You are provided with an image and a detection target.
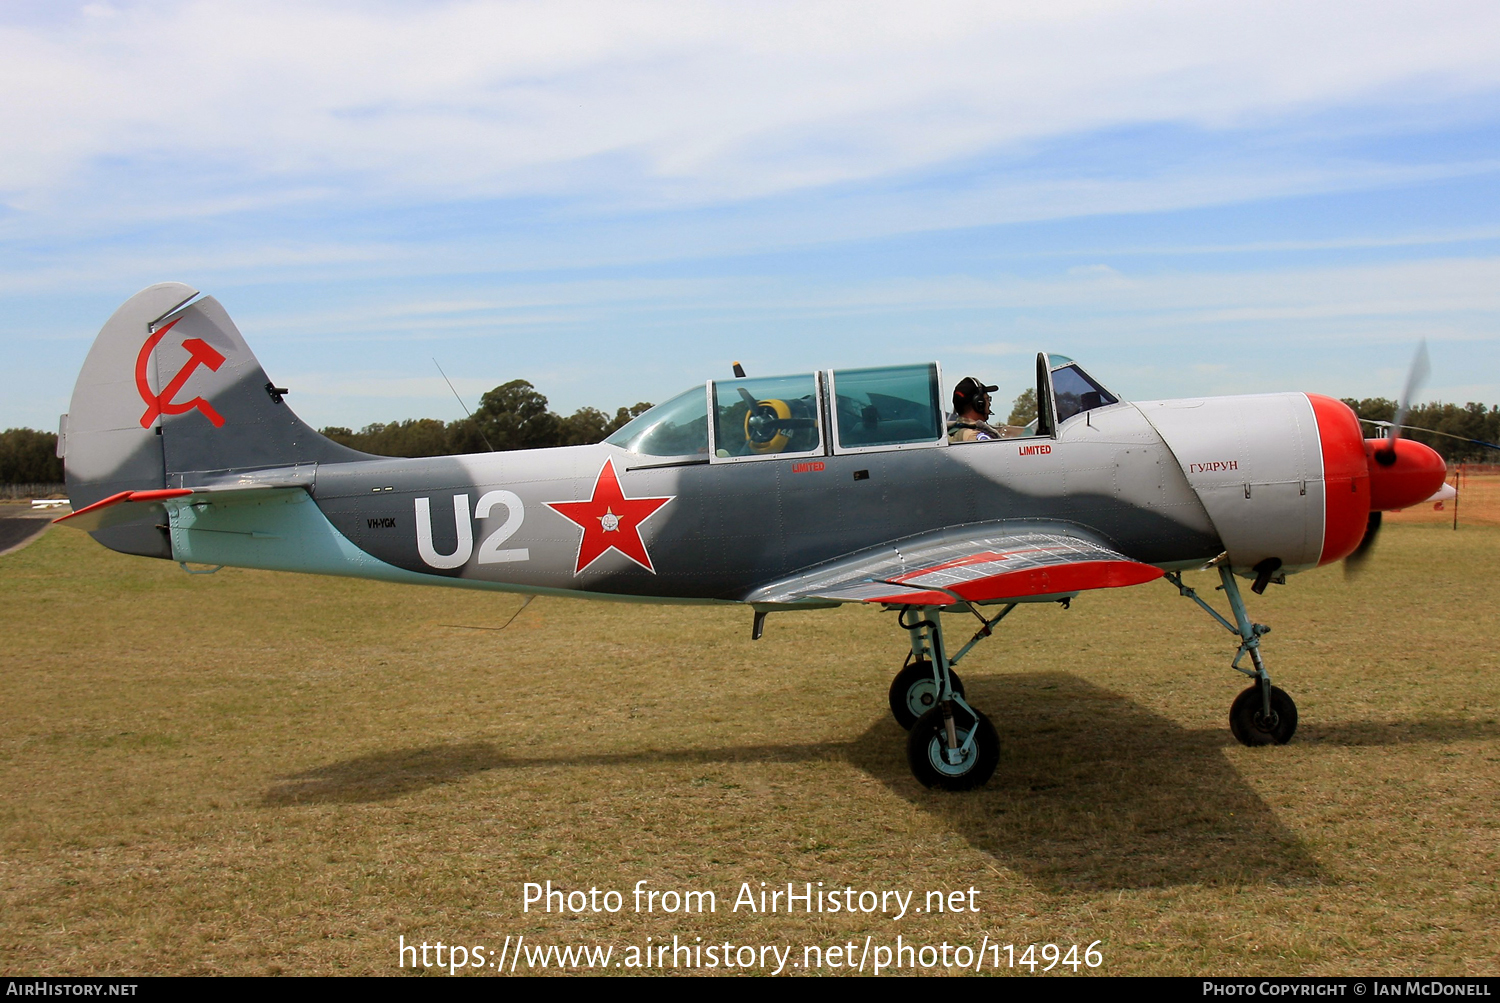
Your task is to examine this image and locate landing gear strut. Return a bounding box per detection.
[891,603,1014,789]
[1166,564,1299,746]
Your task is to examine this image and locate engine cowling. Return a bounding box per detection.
[1136,393,1446,575]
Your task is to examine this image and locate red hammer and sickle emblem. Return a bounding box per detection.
[135,319,227,428]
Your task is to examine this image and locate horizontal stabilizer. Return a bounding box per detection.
[56,484,306,533]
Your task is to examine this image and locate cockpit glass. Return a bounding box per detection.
[1051,363,1118,423]
[603,385,709,457]
[710,374,822,459]
[830,364,942,449]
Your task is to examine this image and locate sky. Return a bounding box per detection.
[2,0,1498,432]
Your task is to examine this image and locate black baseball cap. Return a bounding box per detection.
[956,377,998,396]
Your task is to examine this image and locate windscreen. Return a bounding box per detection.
[603,386,709,457]
[1051,364,1118,423]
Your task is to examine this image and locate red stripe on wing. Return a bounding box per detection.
[863,558,1163,605]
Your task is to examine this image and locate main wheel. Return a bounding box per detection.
[1229,684,1298,746]
[889,659,966,730]
[906,705,1000,790]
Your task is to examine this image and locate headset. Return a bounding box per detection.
[953,378,996,420]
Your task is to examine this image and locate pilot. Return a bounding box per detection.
[948,377,1025,442]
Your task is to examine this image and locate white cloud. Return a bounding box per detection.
[2,0,1498,218]
[5,2,1499,429]
[237,256,1500,346]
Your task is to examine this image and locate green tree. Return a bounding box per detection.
[558,407,610,446]
[1007,388,1037,426]
[552,401,657,447]
[317,384,659,456]
[605,402,654,437]
[0,428,63,483]
[470,379,561,451]
[319,419,453,457]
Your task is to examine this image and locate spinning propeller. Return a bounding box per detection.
[1376,341,1430,468]
[1345,341,1446,578]
[1343,510,1383,577]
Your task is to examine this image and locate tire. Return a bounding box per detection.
[906,705,1000,790]
[889,659,966,730]
[1229,684,1298,746]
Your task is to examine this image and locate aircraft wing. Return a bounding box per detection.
[744,528,1164,607]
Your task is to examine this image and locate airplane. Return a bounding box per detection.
[54,282,1449,790]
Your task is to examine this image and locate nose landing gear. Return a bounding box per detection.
[1166,564,1299,747]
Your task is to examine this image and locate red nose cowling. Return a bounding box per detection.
[1308,395,1447,566]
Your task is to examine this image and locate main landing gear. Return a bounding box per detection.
[889,603,1016,790]
[882,562,1296,786]
[1165,564,1299,747]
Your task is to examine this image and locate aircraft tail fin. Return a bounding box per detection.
[62,283,367,558]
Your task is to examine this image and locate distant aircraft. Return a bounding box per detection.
[56,283,1447,789]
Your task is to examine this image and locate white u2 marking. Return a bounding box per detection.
[475,489,529,564]
[415,494,473,569]
[414,491,531,569]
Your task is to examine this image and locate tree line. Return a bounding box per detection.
[3,387,1497,483]
[318,380,653,456]
[0,428,63,483]
[1339,398,1500,463]
[0,379,650,482]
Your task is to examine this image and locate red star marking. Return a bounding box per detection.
[545,458,674,574]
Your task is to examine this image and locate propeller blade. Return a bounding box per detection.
[736,387,758,407]
[1393,340,1430,433]
[1380,341,1430,466]
[732,361,747,378]
[1344,510,1382,579]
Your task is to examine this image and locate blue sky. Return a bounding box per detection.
[2,1,1498,431]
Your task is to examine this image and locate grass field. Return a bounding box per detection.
[1,521,1496,976]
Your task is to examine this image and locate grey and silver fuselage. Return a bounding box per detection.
[61,283,1367,605]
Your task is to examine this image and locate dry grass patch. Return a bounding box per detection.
[1388,470,1500,528]
[1,523,1496,975]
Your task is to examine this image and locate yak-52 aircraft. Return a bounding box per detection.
[57,283,1448,789]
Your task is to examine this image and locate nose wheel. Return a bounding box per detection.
[1229,684,1297,745]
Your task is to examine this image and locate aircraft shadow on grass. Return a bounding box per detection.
[1295,717,1500,746]
[262,673,1498,890]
